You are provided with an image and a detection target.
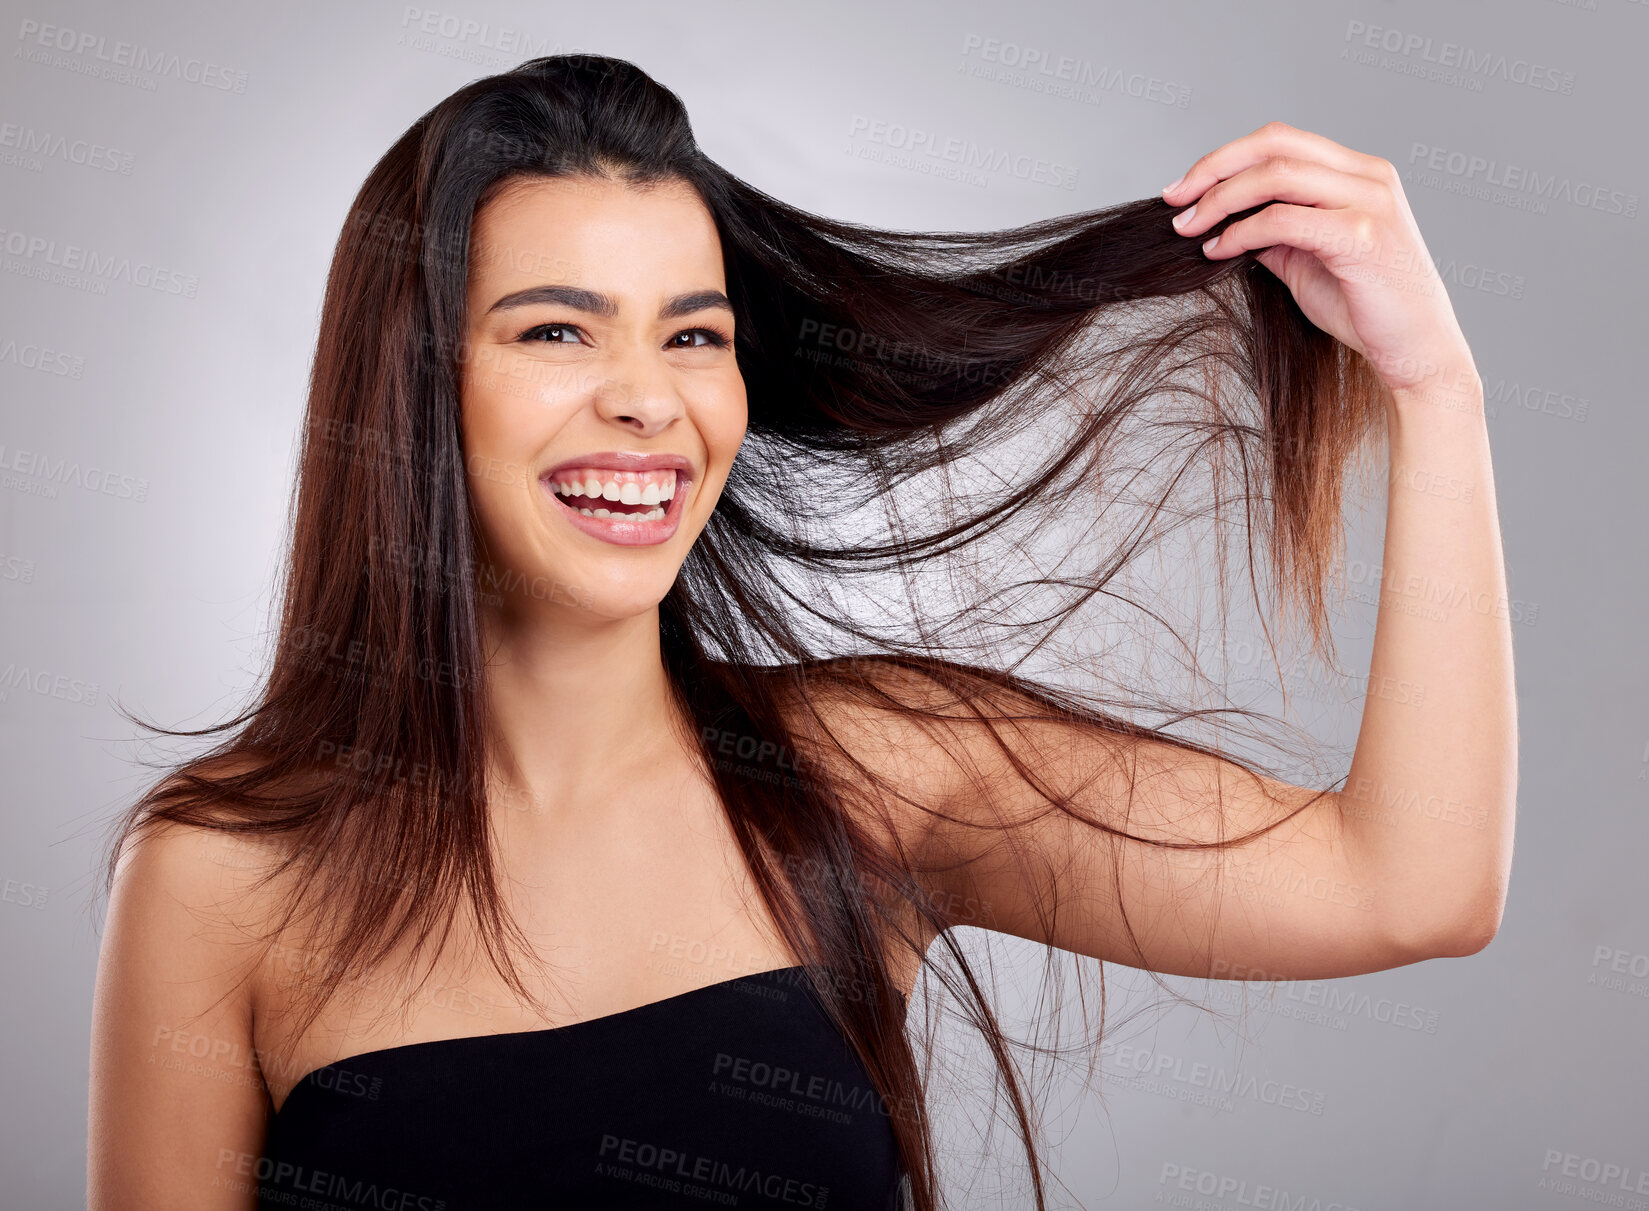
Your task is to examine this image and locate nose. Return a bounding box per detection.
[591,346,686,438]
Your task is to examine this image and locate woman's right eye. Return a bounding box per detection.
[519,323,583,344]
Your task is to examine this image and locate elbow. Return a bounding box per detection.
[1386,893,1506,961]
[1447,897,1506,956]
[1434,920,1499,958]
[1420,896,1506,959]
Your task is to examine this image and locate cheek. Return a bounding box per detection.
[699,383,749,461]
[459,367,553,532]
[462,350,572,460]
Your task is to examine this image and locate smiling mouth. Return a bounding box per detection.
[546,467,679,521]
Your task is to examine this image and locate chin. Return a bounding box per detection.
[583,590,673,622]
[548,561,679,622]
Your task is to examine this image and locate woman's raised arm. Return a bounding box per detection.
[795,122,1515,983]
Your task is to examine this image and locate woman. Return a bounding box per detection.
[87,54,1515,1210]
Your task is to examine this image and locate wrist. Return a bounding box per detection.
[1386,381,1485,420]
[1381,362,1485,425]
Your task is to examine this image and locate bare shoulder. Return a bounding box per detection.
[106,813,288,958]
[763,656,984,858]
[107,756,300,938]
[99,757,303,1051]
[90,758,300,1208]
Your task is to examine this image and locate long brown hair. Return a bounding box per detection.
[100,54,1386,1209]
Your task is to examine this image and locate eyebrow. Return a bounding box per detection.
[485,284,733,321]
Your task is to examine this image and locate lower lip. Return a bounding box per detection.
[540,475,690,546]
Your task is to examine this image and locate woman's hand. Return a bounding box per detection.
[1164,120,1477,402]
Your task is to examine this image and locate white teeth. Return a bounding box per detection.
[553,472,679,498]
[550,468,680,520]
[574,506,666,521]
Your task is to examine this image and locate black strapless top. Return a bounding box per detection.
[257,965,907,1209]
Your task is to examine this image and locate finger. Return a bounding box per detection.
[1169,156,1389,239]
[1200,202,1379,265]
[1253,245,1291,278]
[1164,120,1389,204]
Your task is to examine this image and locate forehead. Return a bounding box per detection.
[467,173,725,295]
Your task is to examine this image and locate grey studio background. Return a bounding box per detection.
[2,0,1644,1207]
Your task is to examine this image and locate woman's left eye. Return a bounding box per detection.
[669,328,730,349]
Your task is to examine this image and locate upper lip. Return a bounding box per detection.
[541,451,695,481]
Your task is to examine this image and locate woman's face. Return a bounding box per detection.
[459,173,747,624]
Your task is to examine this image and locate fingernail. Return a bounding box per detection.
[1172,204,1197,229]
[1162,175,1184,196]
[1201,235,1219,254]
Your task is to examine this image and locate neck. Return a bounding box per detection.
[477,597,683,828]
